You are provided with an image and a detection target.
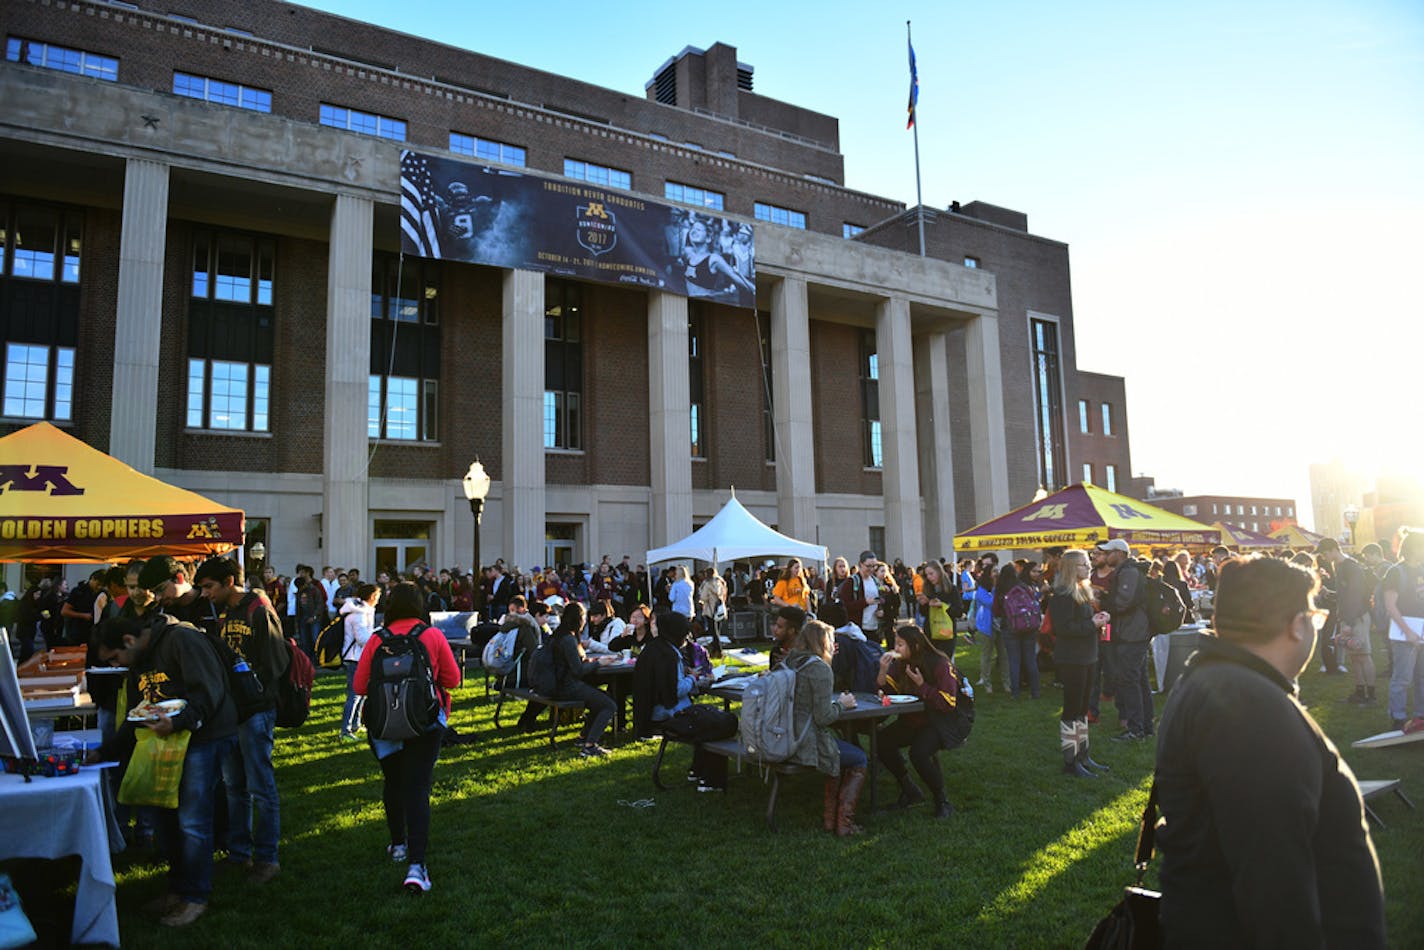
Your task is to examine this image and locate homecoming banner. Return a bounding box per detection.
[399,150,756,309]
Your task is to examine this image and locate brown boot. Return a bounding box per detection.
[836,766,868,837]
[822,776,841,832]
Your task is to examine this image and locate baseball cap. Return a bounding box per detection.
[137,555,183,590]
[1095,539,1131,554]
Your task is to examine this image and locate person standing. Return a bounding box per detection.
[1382,530,1424,730]
[838,550,882,646]
[1315,538,1378,707]
[1098,539,1153,740]
[339,583,381,740]
[1155,555,1385,946]
[668,565,695,621]
[193,557,287,884]
[1046,550,1109,777]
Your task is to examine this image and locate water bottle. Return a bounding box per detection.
[233,658,251,674]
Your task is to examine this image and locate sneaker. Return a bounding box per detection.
[160,901,207,927]
[695,781,725,792]
[686,769,701,784]
[579,743,610,758]
[143,893,182,917]
[388,843,408,863]
[1110,730,1145,742]
[339,732,360,743]
[248,862,280,884]
[403,863,431,894]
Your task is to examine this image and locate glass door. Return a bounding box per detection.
[373,520,433,579]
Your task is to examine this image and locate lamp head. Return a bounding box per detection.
[462,459,491,502]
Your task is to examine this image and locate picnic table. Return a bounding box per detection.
[707,682,923,812]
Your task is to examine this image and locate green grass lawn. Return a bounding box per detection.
[74,640,1424,946]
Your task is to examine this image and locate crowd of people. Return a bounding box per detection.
[5,524,1416,939]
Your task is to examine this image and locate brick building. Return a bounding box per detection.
[1067,371,1130,494]
[0,0,1132,576]
[1148,494,1298,536]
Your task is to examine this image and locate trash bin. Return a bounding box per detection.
[1162,629,1202,693]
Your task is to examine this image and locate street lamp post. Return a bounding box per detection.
[1343,505,1360,550]
[462,459,492,576]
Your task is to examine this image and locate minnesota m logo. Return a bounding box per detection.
[0,464,85,496]
[584,202,608,219]
[1022,504,1067,522]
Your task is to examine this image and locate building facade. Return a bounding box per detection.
[1149,494,1298,536]
[1,0,1129,577]
[1066,371,1130,494]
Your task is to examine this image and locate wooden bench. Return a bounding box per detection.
[650,734,811,832]
[493,687,585,748]
[1357,779,1415,828]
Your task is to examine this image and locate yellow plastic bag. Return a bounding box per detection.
[928,602,954,641]
[118,727,191,809]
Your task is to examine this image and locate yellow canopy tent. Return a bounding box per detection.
[956,482,1220,551]
[1211,522,1278,549]
[0,422,244,563]
[1269,524,1327,549]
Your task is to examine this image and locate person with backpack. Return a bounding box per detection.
[998,564,1042,700]
[1098,539,1154,741]
[193,557,288,886]
[973,565,998,691]
[1046,550,1111,778]
[783,620,867,836]
[874,625,970,817]
[530,602,621,757]
[353,582,460,895]
[339,583,380,740]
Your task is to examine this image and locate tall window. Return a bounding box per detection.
[1,199,82,421]
[689,309,705,458]
[1030,318,1067,491]
[319,103,406,141]
[758,315,775,463]
[1105,464,1118,493]
[173,71,271,112]
[666,182,725,211]
[1082,462,1093,484]
[544,279,582,450]
[1101,402,1114,436]
[860,331,882,468]
[368,254,440,441]
[187,231,274,431]
[6,38,117,81]
[754,202,806,229]
[449,133,525,167]
[563,159,630,190]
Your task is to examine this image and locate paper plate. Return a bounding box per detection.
[887,694,918,704]
[126,698,187,722]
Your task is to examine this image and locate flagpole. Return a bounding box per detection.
[908,20,925,257]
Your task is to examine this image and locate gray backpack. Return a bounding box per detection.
[739,656,814,765]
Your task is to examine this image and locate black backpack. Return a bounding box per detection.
[1144,577,1187,635]
[832,634,884,693]
[362,624,440,741]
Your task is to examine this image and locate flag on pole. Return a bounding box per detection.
[906,39,919,129]
[399,150,442,257]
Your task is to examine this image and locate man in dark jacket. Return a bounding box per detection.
[1318,538,1377,706]
[1155,555,1385,947]
[1099,539,1153,740]
[90,612,238,928]
[195,556,287,884]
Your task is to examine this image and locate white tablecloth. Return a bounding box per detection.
[0,766,122,946]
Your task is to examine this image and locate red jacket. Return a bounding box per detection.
[353,618,461,716]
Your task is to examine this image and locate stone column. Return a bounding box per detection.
[875,295,923,564]
[769,276,817,538]
[964,314,1011,522]
[647,291,692,547]
[502,269,545,568]
[914,330,957,558]
[110,159,169,473]
[322,194,373,571]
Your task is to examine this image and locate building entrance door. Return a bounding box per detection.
[373,520,433,578]
[545,523,577,570]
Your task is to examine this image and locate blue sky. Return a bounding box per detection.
[306,0,1424,528]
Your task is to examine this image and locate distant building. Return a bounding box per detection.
[1310,459,1368,543]
[1067,371,1131,494]
[1150,494,1298,535]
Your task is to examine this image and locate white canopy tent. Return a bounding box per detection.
[646,494,828,569]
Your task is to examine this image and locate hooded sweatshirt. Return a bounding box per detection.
[341,597,376,663]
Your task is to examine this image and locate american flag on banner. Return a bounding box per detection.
[400,150,442,257]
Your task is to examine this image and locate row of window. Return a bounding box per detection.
[1181,503,1294,519]
[1081,462,1119,494]
[9,39,835,235]
[1077,399,1115,436]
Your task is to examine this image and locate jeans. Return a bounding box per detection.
[1387,641,1424,722]
[1114,640,1153,735]
[220,708,280,864]
[835,737,867,770]
[376,729,442,864]
[341,661,365,736]
[298,619,320,658]
[1006,633,1040,698]
[157,734,237,905]
[561,679,616,746]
